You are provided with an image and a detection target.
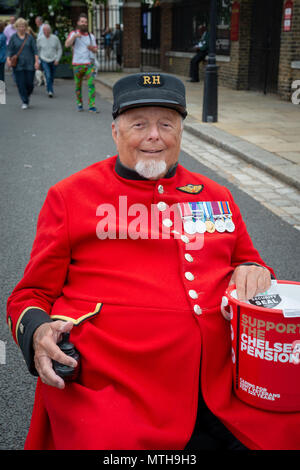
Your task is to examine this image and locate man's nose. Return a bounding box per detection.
[147,125,160,140]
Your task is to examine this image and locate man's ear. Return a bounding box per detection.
[111,121,118,145]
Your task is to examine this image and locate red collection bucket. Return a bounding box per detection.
[221,280,300,412]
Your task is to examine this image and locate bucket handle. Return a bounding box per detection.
[221,295,233,321]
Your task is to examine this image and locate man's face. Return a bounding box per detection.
[77,17,88,32]
[112,107,183,180]
[44,26,51,37]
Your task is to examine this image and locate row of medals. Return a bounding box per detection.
[183,214,235,235]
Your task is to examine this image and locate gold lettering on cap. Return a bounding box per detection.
[143,75,161,85]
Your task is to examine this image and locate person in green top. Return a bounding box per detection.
[188,24,209,83]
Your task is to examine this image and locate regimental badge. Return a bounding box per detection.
[176,184,204,195]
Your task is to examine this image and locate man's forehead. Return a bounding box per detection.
[121,107,180,120]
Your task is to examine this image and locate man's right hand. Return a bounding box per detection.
[33,320,77,389]
[65,32,81,48]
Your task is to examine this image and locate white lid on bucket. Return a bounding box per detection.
[231,280,300,318]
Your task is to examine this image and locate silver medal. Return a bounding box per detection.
[215,218,226,233]
[184,219,196,235]
[225,218,235,232]
[195,219,206,233]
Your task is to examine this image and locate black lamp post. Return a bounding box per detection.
[202,0,218,122]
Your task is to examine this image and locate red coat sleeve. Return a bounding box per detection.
[6,185,71,362]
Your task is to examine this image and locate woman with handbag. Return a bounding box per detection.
[6,18,39,109]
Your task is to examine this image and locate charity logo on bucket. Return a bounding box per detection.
[226,280,300,412]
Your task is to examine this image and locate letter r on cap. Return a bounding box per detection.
[143,76,151,85]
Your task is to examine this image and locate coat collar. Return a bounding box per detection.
[114,156,178,181]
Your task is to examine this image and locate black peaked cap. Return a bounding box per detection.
[112,72,187,119]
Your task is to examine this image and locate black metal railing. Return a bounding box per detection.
[91,4,123,72]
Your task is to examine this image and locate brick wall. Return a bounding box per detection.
[161,0,300,100]
[162,0,253,91]
[160,1,173,71]
[122,1,141,71]
[276,0,300,100]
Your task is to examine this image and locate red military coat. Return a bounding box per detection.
[7,156,300,450]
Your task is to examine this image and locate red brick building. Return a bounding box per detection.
[119,0,300,101]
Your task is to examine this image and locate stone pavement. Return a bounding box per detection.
[95,71,300,191]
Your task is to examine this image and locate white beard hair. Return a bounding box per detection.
[134,159,167,180]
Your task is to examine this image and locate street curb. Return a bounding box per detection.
[95,75,300,192]
[184,121,300,192]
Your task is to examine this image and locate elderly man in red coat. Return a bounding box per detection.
[7,73,299,450]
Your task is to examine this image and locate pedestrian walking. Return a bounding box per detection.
[0,21,6,83]
[65,13,98,113]
[3,16,16,45]
[35,16,45,39]
[6,18,39,109]
[112,24,122,67]
[37,24,62,97]
[188,24,209,83]
[103,27,112,62]
[4,15,17,84]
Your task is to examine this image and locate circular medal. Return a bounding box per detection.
[225,218,235,232]
[215,218,226,233]
[195,219,206,233]
[205,220,215,233]
[184,219,196,235]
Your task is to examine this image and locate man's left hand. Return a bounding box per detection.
[229,264,271,301]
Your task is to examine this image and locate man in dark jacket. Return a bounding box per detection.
[188,24,208,83]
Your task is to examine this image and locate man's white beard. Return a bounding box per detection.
[135,159,167,180]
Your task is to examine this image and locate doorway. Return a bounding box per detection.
[248,0,283,94]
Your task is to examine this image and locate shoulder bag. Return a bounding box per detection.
[10,34,29,68]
